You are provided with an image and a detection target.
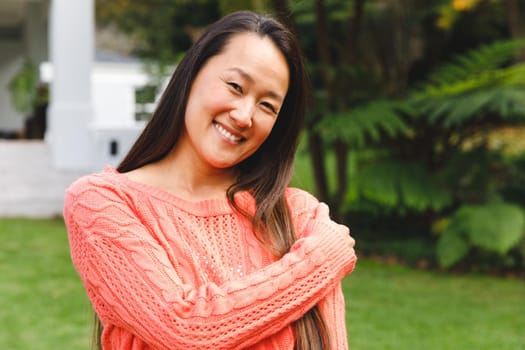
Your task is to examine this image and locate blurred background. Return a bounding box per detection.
[0,0,524,349]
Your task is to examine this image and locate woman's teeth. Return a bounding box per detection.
[214,123,243,142]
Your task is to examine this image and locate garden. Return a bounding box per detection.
[1,218,523,349]
[3,0,525,348]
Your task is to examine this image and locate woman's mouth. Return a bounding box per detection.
[213,122,244,143]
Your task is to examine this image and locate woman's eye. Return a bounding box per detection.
[261,102,277,114]
[228,82,243,93]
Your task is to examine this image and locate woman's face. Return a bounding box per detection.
[179,32,289,173]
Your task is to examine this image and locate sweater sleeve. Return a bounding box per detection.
[286,187,353,349]
[64,176,357,350]
[319,283,349,349]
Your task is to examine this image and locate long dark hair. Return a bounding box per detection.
[93,10,329,350]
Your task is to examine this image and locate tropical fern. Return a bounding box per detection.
[423,39,525,87]
[351,160,452,212]
[437,201,525,268]
[411,39,525,127]
[315,100,410,147]
[416,85,525,127]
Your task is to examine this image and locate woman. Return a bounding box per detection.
[64,10,357,350]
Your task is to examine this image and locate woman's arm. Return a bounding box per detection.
[318,283,349,349]
[286,187,352,349]
[64,176,356,350]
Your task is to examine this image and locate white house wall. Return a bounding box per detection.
[41,60,153,170]
[92,62,149,127]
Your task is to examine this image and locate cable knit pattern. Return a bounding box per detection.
[64,167,357,350]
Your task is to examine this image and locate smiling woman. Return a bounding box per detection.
[63,10,357,350]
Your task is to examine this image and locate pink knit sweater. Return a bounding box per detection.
[64,167,357,350]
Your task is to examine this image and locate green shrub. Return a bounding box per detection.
[437,201,525,268]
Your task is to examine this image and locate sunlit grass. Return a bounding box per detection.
[0,218,90,350]
[1,218,524,349]
[344,259,525,350]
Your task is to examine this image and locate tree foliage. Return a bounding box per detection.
[290,0,525,270]
[96,0,222,61]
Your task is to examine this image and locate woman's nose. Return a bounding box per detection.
[229,100,254,128]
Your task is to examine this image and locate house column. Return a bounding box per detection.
[47,0,94,170]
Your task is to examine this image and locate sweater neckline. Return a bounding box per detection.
[103,166,254,216]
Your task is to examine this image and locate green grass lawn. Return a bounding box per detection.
[1,218,524,349]
[344,260,525,350]
[0,218,91,350]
